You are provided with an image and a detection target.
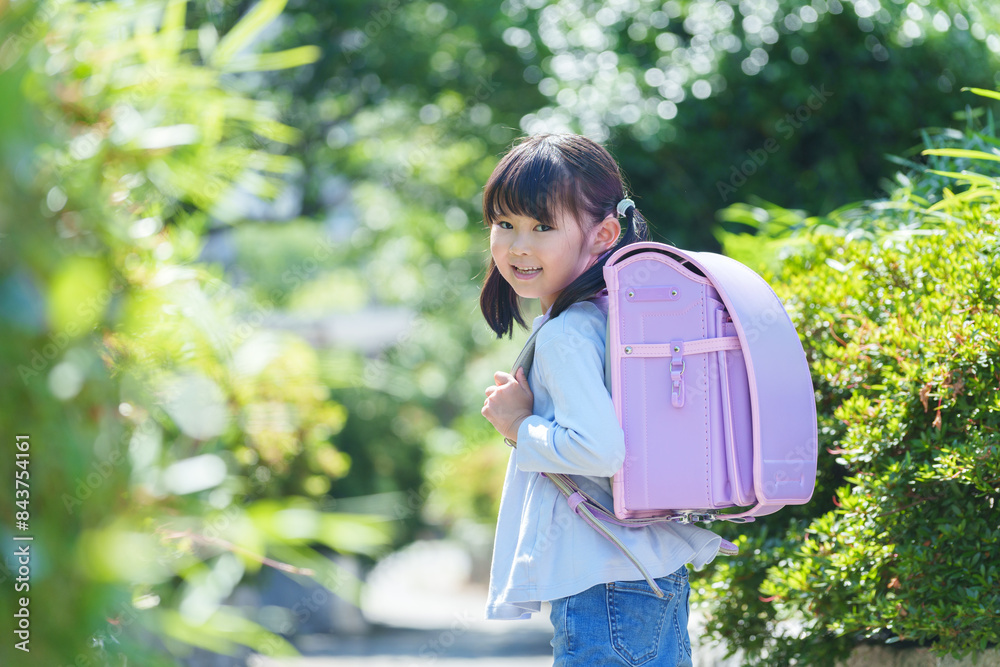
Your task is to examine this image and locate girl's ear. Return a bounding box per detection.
[590,215,622,255]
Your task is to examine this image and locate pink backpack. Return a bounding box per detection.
[509,243,818,596]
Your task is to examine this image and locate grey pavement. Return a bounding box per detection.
[251,540,738,667]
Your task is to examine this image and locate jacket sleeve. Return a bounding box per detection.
[513,330,625,477]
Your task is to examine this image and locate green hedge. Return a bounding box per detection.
[696,97,1000,664]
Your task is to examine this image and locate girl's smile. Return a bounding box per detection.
[511,265,542,279]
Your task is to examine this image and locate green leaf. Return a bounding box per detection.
[48,256,111,338]
[925,169,998,187]
[921,148,1000,163]
[154,608,299,657]
[210,0,289,68]
[159,0,187,62]
[223,45,322,72]
[962,87,1000,102]
[927,187,997,211]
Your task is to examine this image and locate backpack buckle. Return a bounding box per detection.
[670,340,685,408]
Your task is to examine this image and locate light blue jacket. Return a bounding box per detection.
[485,296,723,620]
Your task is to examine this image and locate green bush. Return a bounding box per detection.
[696,94,1000,664]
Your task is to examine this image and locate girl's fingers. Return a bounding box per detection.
[494,368,528,387]
[516,368,531,396]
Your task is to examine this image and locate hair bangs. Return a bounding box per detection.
[483,139,578,228]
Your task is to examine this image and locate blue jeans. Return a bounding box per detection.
[549,566,694,667]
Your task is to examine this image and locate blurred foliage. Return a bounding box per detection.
[695,90,1000,665]
[503,0,1000,248]
[218,0,1000,249]
[0,0,390,663]
[5,0,1000,663]
[192,0,1000,535]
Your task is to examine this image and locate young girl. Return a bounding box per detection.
[479,134,723,666]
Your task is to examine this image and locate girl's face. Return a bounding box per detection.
[489,209,603,315]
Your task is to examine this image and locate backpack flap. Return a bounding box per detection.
[674,249,818,511]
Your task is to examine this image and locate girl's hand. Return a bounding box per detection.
[482,367,533,443]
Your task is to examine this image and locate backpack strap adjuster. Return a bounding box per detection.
[670,339,685,408]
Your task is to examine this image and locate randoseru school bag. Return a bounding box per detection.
[507,242,818,597]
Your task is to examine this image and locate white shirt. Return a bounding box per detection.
[485,296,723,620]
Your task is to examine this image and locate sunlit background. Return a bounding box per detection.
[1,0,999,664]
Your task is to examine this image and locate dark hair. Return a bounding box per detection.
[479,133,649,338]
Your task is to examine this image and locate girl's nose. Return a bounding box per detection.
[509,233,530,255]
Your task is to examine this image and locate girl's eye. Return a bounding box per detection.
[494,220,550,231]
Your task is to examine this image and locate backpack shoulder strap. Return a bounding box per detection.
[545,471,740,597]
[509,325,542,377]
[501,324,544,448]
